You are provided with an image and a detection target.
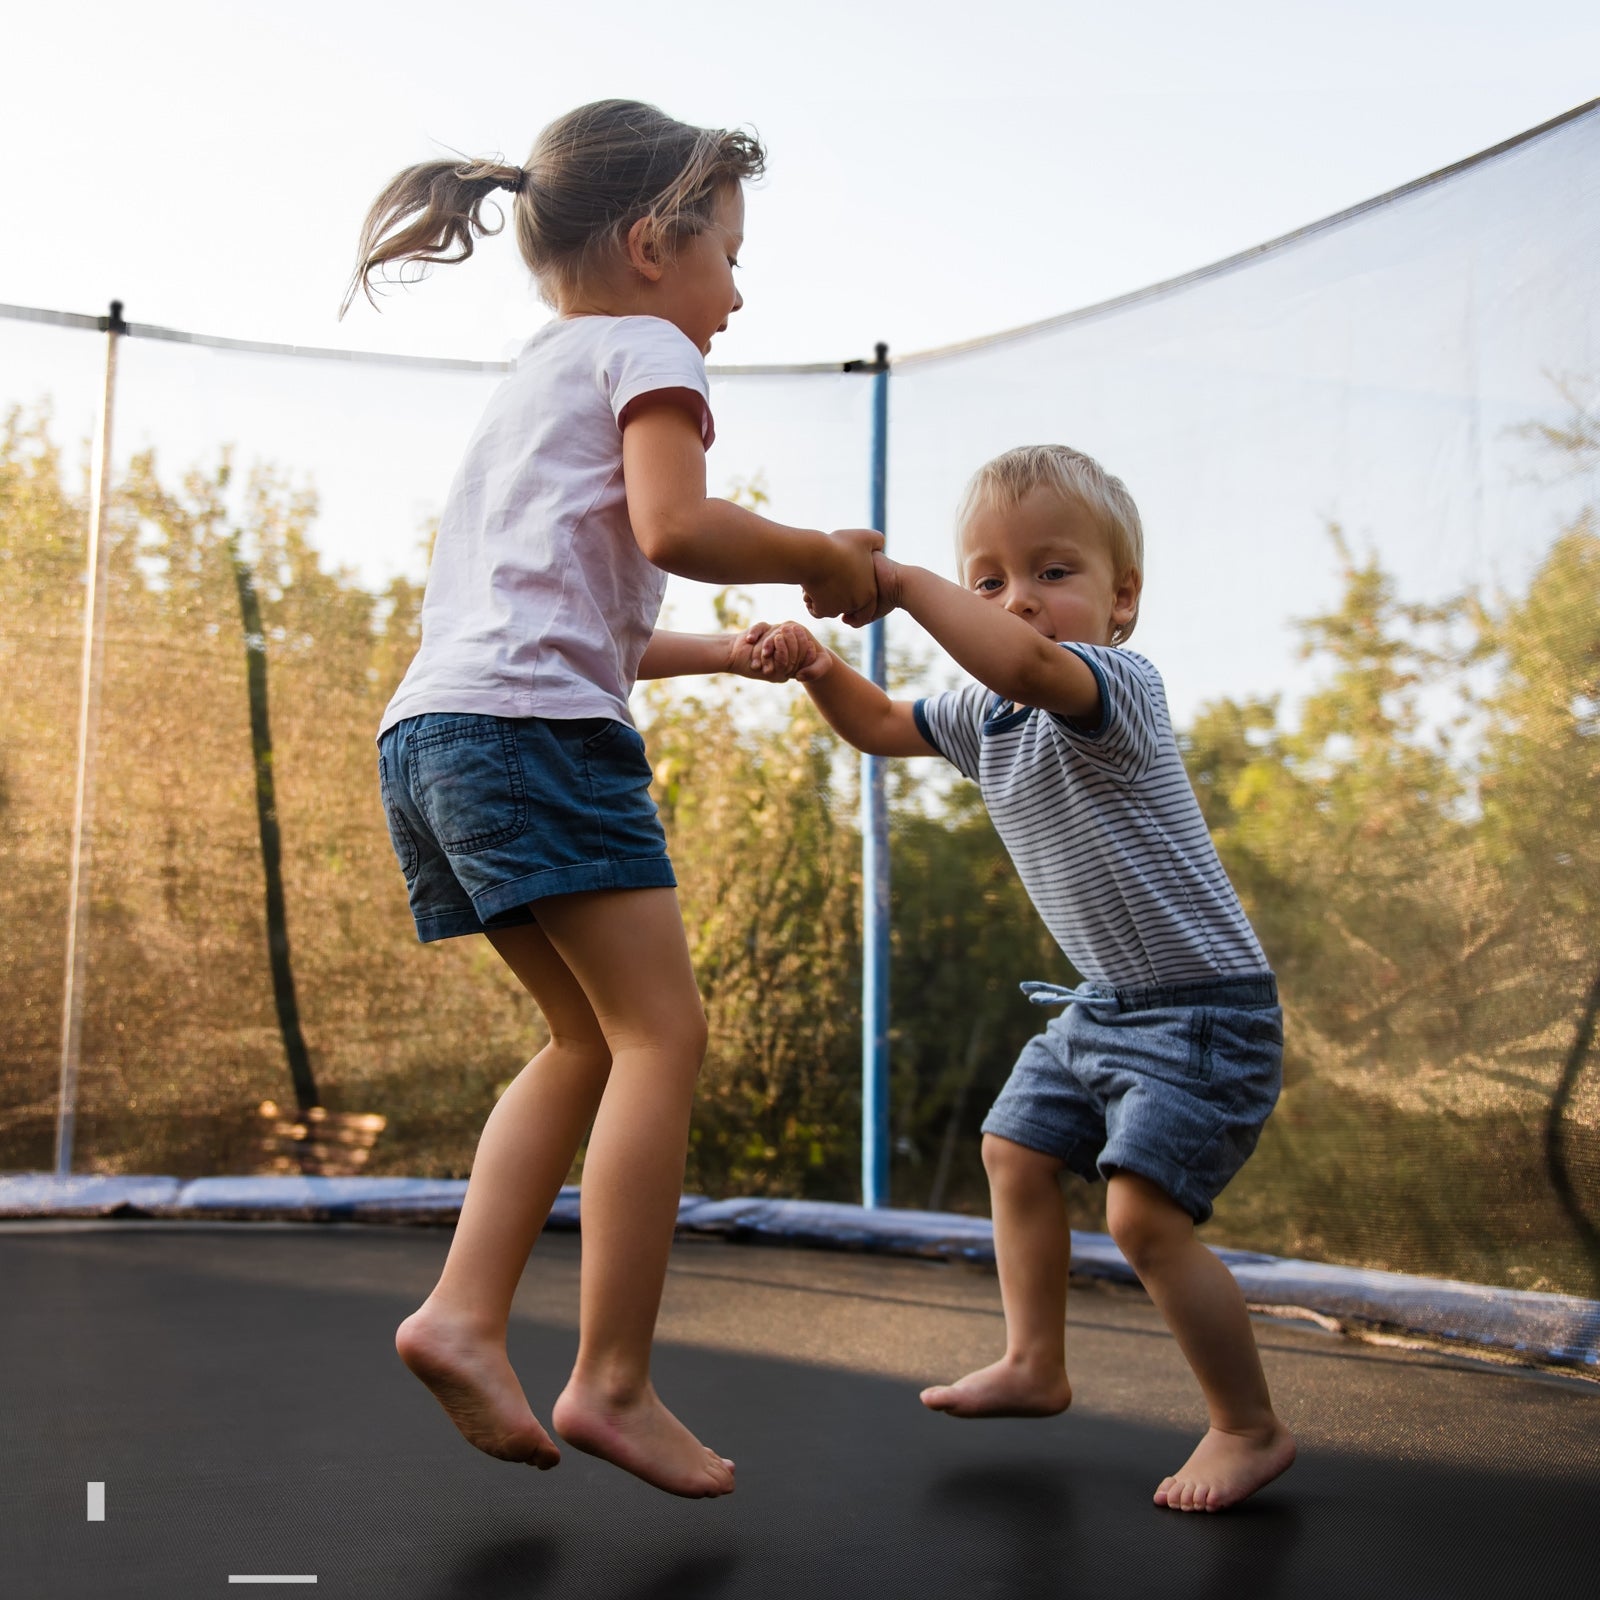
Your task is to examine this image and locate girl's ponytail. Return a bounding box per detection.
[343,101,765,318]
[340,158,527,318]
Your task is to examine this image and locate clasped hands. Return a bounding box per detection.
[725,528,899,686]
[801,527,897,629]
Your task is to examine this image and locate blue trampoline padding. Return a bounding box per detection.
[0,1174,701,1228]
[0,1174,184,1213]
[178,1175,478,1219]
[680,1196,999,1261]
[681,1198,1600,1369]
[3,1173,1596,1370]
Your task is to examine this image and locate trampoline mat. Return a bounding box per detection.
[2,1222,1596,1599]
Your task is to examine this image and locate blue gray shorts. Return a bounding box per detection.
[376,712,676,943]
[981,975,1282,1223]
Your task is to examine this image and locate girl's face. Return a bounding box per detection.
[651,183,745,355]
[959,487,1140,647]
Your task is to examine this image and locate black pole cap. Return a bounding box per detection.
[842,342,890,373]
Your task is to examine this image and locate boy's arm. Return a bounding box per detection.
[621,402,881,619]
[778,627,938,758]
[878,558,1102,722]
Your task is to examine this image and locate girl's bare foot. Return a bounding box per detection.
[552,1376,734,1498]
[920,1355,1072,1418]
[1154,1421,1296,1511]
[395,1306,560,1468]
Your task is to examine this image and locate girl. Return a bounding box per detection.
[348,99,879,1499]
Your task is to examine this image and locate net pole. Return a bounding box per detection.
[54,300,125,1177]
[861,343,891,1208]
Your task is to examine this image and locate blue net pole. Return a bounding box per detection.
[862,345,890,1207]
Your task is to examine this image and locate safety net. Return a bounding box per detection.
[2,101,1596,1301]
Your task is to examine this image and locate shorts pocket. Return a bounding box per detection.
[1206,1006,1285,1105]
[580,717,625,753]
[409,716,527,854]
[1187,1009,1217,1083]
[377,750,419,883]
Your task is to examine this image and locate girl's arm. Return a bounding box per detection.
[636,624,808,682]
[875,557,1102,721]
[621,400,880,619]
[763,624,937,757]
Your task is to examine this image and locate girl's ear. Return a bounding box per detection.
[624,217,665,282]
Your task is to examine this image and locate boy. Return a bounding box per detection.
[770,445,1294,1511]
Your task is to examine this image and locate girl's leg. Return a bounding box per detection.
[921,1134,1074,1417]
[530,887,733,1499]
[1105,1171,1296,1511]
[396,917,614,1468]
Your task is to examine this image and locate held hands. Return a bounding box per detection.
[726,622,830,683]
[803,529,883,622]
[755,621,831,682]
[805,544,903,630]
[845,550,903,628]
[733,540,900,689]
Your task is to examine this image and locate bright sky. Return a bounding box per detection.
[3,0,1597,365]
[3,0,1596,736]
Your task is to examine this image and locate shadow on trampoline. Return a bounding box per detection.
[925,1460,1306,1600]
[3,1222,1595,1600]
[605,1550,744,1600]
[439,1535,742,1600]
[439,1531,560,1597]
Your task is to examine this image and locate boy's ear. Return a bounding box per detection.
[625,217,665,282]
[1111,565,1142,629]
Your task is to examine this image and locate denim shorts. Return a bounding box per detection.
[981,975,1283,1223]
[376,712,676,943]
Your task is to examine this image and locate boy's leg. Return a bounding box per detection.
[1105,1171,1295,1511]
[922,1134,1073,1417]
[396,915,614,1468]
[532,886,733,1499]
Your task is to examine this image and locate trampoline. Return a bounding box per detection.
[4,1218,1598,1599]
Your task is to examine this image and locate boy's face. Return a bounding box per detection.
[958,487,1140,647]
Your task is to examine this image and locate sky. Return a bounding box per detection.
[2,2,1596,729]
[2,0,1596,365]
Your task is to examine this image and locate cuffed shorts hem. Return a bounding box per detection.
[979,1108,1101,1176]
[978,1113,1230,1225]
[1096,1139,1220,1224]
[473,857,679,923]
[415,908,499,944]
[413,857,680,944]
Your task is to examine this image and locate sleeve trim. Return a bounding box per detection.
[912,698,948,762]
[1049,643,1110,740]
[615,385,715,448]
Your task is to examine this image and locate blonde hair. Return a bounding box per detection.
[342,99,765,317]
[956,444,1145,644]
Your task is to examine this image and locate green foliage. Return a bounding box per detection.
[636,669,864,1197]
[1193,514,1600,1293]
[2,400,1597,1294]
[0,410,537,1176]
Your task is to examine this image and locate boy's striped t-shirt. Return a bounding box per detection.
[912,644,1268,989]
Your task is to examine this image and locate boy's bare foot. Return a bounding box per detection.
[1154,1421,1296,1511]
[395,1307,560,1468]
[552,1377,735,1498]
[920,1356,1072,1418]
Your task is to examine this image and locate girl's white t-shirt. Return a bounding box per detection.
[378,314,713,736]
